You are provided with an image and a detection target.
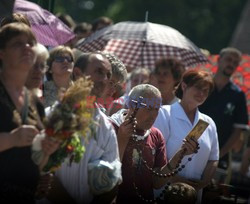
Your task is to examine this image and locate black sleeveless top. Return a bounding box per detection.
[0,81,45,202]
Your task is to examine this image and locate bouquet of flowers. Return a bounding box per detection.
[32,77,96,172]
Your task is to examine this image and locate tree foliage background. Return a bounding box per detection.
[44,0,247,54]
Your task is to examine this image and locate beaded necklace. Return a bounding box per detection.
[126,96,200,202]
[132,129,151,141]
[132,140,200,203]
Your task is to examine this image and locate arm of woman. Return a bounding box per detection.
[0,132,16,151]
[153,149,186,189]
[169,160,218,191]
[190,160,218,191]
[0,125,38,152]
[153,137,199,189]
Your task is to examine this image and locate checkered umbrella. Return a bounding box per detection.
[14,0,75,47]
[76,21,208,69]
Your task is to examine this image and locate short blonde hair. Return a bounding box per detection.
[46,46,74,80]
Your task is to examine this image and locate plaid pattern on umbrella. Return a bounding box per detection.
[76,21,208,69]
[14,0,75,47]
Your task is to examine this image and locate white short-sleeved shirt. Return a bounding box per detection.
[153,102,219,180]
[55,107,121,204]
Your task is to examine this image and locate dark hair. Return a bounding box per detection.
[91,16,113,32]
[0,23,36,67]
[154,57,185,87]
[0,23,36,49]
[46,46,74,81]
[175,69,214,99]
[56,13,75,29]
[74,52,111,74]
[73,22,92,34]
[0,13,31,27]
[74,53,91,73]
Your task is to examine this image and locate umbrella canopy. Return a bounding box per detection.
[76,21,208,69]
[14,0,75,47]
[197,54,250,123]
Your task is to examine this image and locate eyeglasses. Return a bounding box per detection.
[33,63,48,73]
[54,56,73,63]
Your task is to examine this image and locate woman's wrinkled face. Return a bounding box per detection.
[26,55,48,89]
[0,34,37,70]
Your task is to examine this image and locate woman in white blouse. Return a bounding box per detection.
[154,69,219,203]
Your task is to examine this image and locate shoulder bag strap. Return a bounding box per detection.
[21,88,29,124]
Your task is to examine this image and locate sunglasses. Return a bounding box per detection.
[54,56,73,63]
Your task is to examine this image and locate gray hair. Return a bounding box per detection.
[127,84,162,108]
[33,43,49,60]
[102,52,127,83]
[219,47,242,58]
[130,67,150,80]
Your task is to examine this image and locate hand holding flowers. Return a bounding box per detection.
[32,77,95,173]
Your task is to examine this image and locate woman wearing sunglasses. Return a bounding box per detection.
[44,46,74,108]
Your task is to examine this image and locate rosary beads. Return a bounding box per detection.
[133,144,200,203]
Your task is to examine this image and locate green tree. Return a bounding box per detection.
[52,0,246,53]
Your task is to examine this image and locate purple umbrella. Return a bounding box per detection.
[14,0,75,47]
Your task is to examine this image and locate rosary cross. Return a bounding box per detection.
[130,96,147,120]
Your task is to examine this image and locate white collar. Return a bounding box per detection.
[172,102,200,127]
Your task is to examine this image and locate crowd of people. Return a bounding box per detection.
[0,11,249,204]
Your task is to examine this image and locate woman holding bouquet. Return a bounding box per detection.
[0,23,59,203]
